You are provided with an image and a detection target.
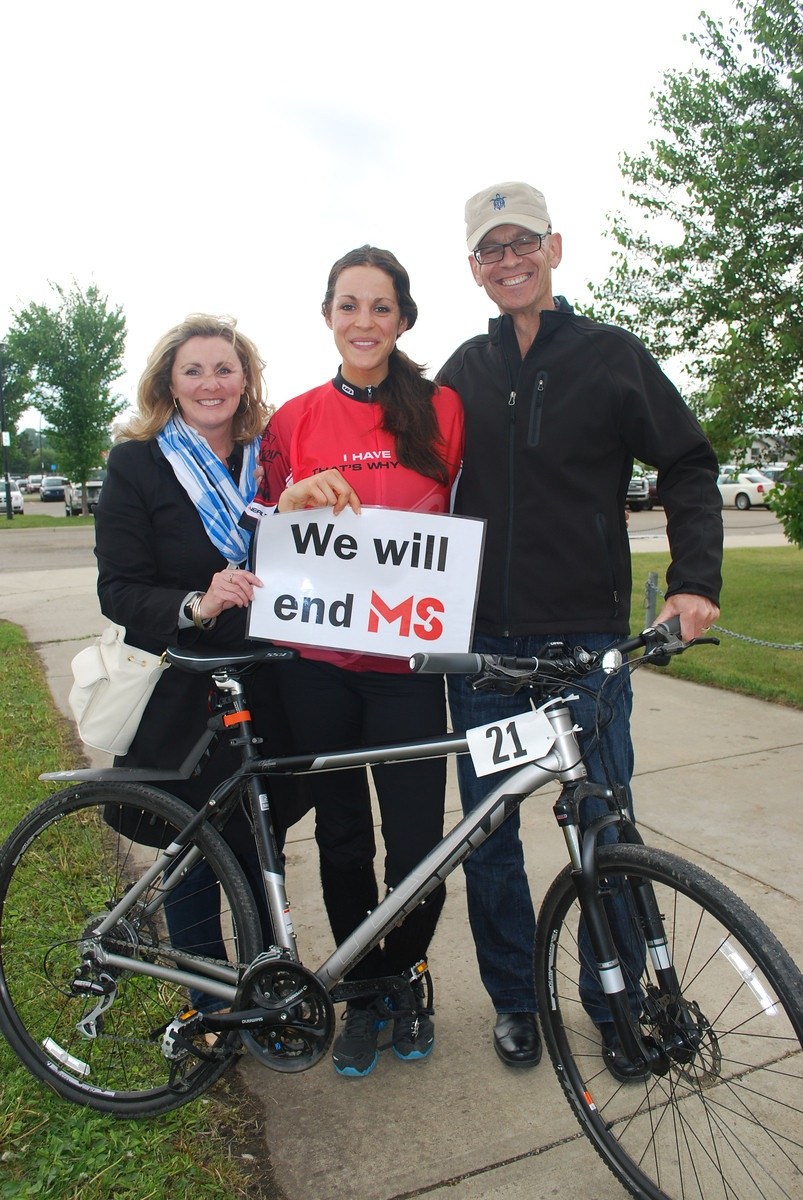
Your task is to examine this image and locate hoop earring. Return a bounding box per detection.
[172,396,180,411]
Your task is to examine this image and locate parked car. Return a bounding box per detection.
[626,473,651,511]
[40,476,68,502]
[645,473,661,508]
[7,483,24,514]
[717,470,775,510]
[23,474,43,494]
[759,463,791,484]
[65,478,104,516]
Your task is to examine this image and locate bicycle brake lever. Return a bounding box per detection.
[469,662,535,695]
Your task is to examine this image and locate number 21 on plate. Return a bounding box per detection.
[465,708,557,777]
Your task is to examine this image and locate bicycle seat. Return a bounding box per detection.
[165,643,298,673]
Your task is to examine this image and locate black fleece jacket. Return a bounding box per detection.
[437,305,723,637]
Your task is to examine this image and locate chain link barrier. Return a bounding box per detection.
[642,572,802,652]
[707,625,803,651]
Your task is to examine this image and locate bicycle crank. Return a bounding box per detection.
[235,958,335,1072]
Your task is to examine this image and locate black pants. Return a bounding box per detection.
[276,657,447,983]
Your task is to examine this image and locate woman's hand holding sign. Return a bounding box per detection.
[277,469,361,516]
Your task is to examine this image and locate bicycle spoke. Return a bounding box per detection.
[536,844,803,1200]
[0,784,261,1115]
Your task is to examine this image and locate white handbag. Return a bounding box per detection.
[68,623,170,756]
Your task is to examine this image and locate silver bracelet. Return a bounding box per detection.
[189,591,216,630]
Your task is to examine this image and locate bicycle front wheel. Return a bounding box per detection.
[535,843,803,1200]
[0,783,262,1116]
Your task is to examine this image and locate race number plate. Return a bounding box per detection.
[466,708,556,777]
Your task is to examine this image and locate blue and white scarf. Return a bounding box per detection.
[157,414,259,566]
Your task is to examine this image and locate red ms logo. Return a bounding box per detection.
[367,592,444,641]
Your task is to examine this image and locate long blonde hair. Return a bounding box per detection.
[118,314,272,443]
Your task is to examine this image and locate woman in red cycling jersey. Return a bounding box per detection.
[257,245,464,1077]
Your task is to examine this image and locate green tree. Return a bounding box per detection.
[7,282,126,509]
[767,440,803,547]
[10,428,40,475]
[588,0,802,464]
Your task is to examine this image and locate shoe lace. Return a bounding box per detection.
[341,1005,378,1041]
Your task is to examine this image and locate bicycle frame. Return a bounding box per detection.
[13,626,803,1198]
[44,682,652,1046]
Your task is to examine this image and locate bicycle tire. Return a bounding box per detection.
[0,782,262,1116]
[535,842,803,1200]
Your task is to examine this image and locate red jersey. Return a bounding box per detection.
[256,373,464,672]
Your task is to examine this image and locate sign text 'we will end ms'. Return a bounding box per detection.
[248,506,485,658]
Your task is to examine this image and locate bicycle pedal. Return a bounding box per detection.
[157,1010,213,1061]
[404,959,429,984]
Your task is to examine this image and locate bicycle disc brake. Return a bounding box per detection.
[644,990,721,1084]
[235,958,334,1073]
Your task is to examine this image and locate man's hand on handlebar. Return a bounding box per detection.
[654,593,720,643]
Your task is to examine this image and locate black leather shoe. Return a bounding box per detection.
[598,1022,651,1083]
[493,1012,542,1068]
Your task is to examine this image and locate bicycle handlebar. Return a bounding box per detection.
[409,617,701,690]
[409,652,486,674]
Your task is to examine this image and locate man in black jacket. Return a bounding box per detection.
[438,181,723,1074]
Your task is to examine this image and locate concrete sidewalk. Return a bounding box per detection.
[1,539,801,1200]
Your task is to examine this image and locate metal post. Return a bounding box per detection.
[0,341,13,521]
[644,571,659,626]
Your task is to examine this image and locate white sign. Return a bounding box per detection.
[248,507,485,658]
[466,708,557,777]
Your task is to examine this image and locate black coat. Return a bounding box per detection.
[438,308,723,636]
[94,438,306,848]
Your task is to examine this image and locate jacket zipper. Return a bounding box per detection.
[502,352,517,634]
[528,372,547,446]
[500,326,547,634]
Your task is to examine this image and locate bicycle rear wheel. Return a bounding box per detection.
[535,843,803,1200]
[0,782,262,1116]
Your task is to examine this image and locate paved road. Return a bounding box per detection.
[4,500,791,568]
[626,503,787,549]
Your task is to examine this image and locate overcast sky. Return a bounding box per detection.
[3,0,738,426]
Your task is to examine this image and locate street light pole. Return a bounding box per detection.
[0,341,13,521]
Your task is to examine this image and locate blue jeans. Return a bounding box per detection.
[448,632,641,1022]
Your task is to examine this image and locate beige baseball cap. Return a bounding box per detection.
[465,182,552,250]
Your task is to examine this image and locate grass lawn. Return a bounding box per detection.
[630,546,802,708]
[0,623,275,1200]
[0,513,95,529]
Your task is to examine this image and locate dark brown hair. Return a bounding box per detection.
[322,246,449,485]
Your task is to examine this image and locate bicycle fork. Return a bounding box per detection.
[554,783,695,1076]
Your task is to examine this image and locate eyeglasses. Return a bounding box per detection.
[473,230,551,265]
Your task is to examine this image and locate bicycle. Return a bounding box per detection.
[0,619,800,1200]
